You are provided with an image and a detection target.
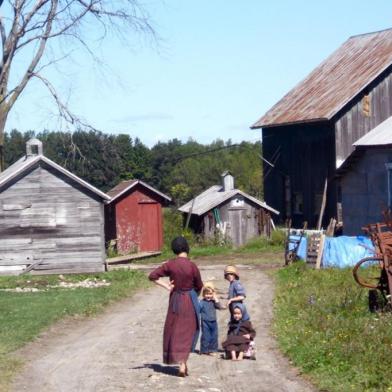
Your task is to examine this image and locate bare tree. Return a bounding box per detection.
[0,0,156,171]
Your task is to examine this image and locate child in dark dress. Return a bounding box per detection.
[199,282,225,355]
[222,304,256,361]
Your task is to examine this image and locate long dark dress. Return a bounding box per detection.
[222,320,256,353]
[149,256,203,364]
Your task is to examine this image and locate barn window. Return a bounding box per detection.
[386,163,392,207]
[362,94,371,117]
[293,192,303,214]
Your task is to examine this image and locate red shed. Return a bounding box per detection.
[105,180,171,254]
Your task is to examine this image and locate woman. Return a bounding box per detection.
[149,236,203,377]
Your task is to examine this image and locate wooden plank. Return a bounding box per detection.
[107,251,161,264]
[315,234,325,270]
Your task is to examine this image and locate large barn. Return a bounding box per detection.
[252,28,392,229]
[178,171,278,246]
[0,138,110,275]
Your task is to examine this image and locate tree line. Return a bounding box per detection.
[4,129,263,205]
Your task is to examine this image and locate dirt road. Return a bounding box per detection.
[11,264,315,392]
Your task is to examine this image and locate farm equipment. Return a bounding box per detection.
[284,220,307,266]
[353,220,392,311]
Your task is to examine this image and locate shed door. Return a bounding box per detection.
[139,202,161,251]
[228,208,247,246]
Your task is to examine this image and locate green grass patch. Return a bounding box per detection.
[0,269,149,390]
[274,262,392,392]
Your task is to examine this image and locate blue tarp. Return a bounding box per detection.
[288,235,375,268]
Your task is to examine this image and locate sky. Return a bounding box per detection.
[6,0,392,147]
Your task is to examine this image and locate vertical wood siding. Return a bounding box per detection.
[335,68,392,166]
[0,165,105,274]
[341,147,392,234]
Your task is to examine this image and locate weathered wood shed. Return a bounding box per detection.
[0,138,110,275]
[251,28,392,228]
[337,116,392,234]
[105,180,171,254]
[178,171,279,246]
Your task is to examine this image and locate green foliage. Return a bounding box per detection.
[4,130,263,198]
[274,263,392,392]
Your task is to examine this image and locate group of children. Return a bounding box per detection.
[198,265,256,361]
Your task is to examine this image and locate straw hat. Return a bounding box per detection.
[224,265,239,278]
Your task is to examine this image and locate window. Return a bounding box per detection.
[293,192,303,214]
[362,94,371,117]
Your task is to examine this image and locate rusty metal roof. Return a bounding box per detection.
[251,28,392,129]
[107,179,171,203]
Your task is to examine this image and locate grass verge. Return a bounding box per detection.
[274,262,392,392]
[0,269,149,391]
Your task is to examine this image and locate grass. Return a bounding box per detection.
[0,269,149,391]
[274,262,392,392]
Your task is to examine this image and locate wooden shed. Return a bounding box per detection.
[337,115,392,234]
[105,180,171,254]
[0,138,110,275]
[251,28,392,228]
[178,171,279,246]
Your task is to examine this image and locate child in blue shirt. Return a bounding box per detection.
[199,282,225,355]
[224,265,250,321]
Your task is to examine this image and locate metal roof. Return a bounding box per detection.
[107,179,172,203]
[178,185,279,216]
[354,115,392,146]
[252,28,392,129]
[0,154,110,201]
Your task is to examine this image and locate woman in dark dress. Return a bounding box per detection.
[149,237,203,377]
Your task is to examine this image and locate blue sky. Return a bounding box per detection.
[7,0,392,146]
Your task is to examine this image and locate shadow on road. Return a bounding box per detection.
[130,363,179,376]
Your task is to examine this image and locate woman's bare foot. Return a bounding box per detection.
[237,352,244,361]
[178,363,186,377]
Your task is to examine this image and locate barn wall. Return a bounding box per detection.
[335,67,392,167]
[0,164,105,274]
[262,123,336,227]
[341,147,392,235]
[112,184,163,254]
[202,198,262,246]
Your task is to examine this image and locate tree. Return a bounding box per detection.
[0,0,155,171]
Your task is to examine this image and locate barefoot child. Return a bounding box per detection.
[224,265,250,320]
[199,282,225,355]
[222,304,256,361]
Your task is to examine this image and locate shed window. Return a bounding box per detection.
[386,163,392,208]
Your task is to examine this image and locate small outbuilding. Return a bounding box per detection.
[105,180,171,254]
[337,115,392,234]
[0,138,110,275]
[178,171,279,246]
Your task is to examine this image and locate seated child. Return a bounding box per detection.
[199,282,225,355]
[222,303,256,361]
[224,265,250,320]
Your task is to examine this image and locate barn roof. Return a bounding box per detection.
[354,115,392,146]
[251,28,392,129]
[178,185,279,216]
[107,179,172,203]
[0,154,110,201]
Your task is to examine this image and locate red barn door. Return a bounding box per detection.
[139,201,161,251]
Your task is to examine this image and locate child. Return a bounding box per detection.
[224,265,250,321]
[199,282,225,355]
[222,304,256,361]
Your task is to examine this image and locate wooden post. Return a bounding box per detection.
[315,234,325,269]
[317,178,328,230]
[185,197,196,230]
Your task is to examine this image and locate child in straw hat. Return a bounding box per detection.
[199,282,225,355]
[224,265,250,321]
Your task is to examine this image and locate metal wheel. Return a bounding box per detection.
[352,257,383,289]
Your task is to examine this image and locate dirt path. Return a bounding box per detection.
[11,264,315,392]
